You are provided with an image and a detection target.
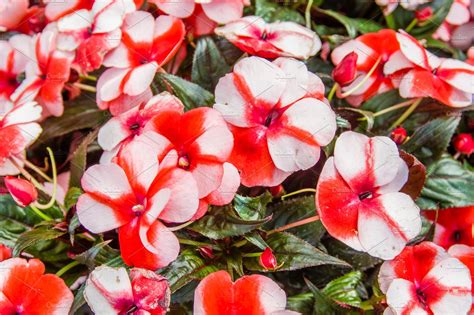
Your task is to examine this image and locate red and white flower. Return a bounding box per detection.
[331,29,402,106]
[194,270,297,315]
[215,16,321,60]
[84,266,170,314]
[44,0,94,22]
[448,244,474,314]
[375,0,431,16]
[77,131,199,269]
[214,56,336,187]
[0,0,29,31]
[97,11,185,106]
[0,35,31,110]
[433,0,471,42]
[0,102,42,176]
[378,242,472,315]
[424,206,474,249]
[0,258,73,314]
[11,30,74,117]
[53,0,136,72]
[386,31,474,107]
[149,0,249,25]
[316,131,421,259]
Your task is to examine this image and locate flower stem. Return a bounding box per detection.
[30,204,53,221]
[23,159,52,182]
[390,98,423,129]
[242,252,262,258]
[178,238,215,247]
[268,215,320,235]
[372,99,416,118]
[281,188,316,201]
[405,18,418,33]
[56,260,80,277]
[73,82,97,93]
[385,13,396,29]
[79,74,97,82]
[34,148,57,210]
[10,158,48,193]
[341,56,382,98]
[305,0,314,29]
[167,221,193,232]
[327,83,338,102]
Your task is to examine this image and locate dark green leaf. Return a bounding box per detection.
[69,283,87,315]
[410,0,454,36]
[316,9,382,38]
[160,249,219,292]
[64,187,82,211]
[244,232,269,250]
[73,240,124,268]
[287,292,314,314]
[305,278,341,315]
[68,213,81,244]
[213,37,244,65]
[189,205,270,239]
[245,232,349,271]
[360,90,407,129]
[322,271,363,308]
[324,238,381,271]
[13,223,66,256]
[255,0,305,24]
[402,115,461,165]
[155,74,214,110]
[417,155,474,209]
[234,192,272,221]
[192,37,231,91]
[69,129,99,189]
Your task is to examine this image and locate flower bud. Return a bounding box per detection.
[259,247,277,270]
[332,52,358,86]
[4,176,38,207]
[391,127,407,145]
[415,7,433,22]
[0,244,12,262]
[199,246,214,259]
[453,133,474,155]
[130,268,171,314]
[269,185,284,197]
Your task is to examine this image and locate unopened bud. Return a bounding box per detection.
[332,52,358,86]
[259,247,277,270]
[391,127,408,145]
[453,133,474,155]
[4,176,38,207]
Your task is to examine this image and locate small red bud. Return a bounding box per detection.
[332,52,358,86]
[453,133,474,155]
[4,176,38,207]
[199,246,214,259]
[415,7,433,22]
[391,127,407,145]
[259,247,277,270]
[269,185,284,197]
[0,244,12,262]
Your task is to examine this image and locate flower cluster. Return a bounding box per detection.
[0,1,473,314]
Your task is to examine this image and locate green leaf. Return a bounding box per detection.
[189,205,270,239]
[316,9,382,38]
[266,196,326,246]
[244,232,269,250]
[69,283,87,315]
[159,249,219,292]
[410,0,454,36]
[245,232,349,271]
[64,187,82,211]
[255,0,305,24]
[69,129,99,189]
[287,292,314,314]
[402,115,461,165]
[324,238,381,271]
[322,271,363,308]
[234,192,272,221]
[304,278,341,315]
[74,240,124,268]
[36,101,109,144]
[155,74,214,110]
[192,36,231,92]
[360,90,407,129]
[417,156,474,210]
[13,223,66,256]
[213,37,244,65]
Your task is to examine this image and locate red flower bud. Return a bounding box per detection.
[130,268,171,314]
[259,247,277,270]
[332,52,358,86]
[0,244,12,262]
[269,185,284,197]
[453,133,474,155]
[199,246,214,259]
[415,7,433,22]
[391,127,408,145]
[4,176,38,207]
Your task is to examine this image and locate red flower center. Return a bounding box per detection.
[358,191,372,201]
[416,288,428,309]
[178,155,190,169]
[132,204,145,216]
[264,109,281,127]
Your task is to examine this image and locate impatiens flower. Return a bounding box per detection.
[84,266,170,314]
[448,244,474,314]
[54,0,135,72]
[375,0,431,16]
[424,206,474,249]
[0,35,30,109]
[434,0,471,42]
[316,131,422,259]
[0,258,73,314]
[331,29,402,106]
[415,6,434,21]
[386,31,474,107]
[4,176,38,207]
[215,16,321,60]
[378,242,472,315]
[77,131,199,269]
[149,0,249,25]
[0,0,29,31]
[44,0,94,22]
[194,270,296,314]
[215,56,336,187]
[453,133,474,155]
[0,102,42,176]
[97,11,185,105]
[0,244,11,262]
[11,30,74,117]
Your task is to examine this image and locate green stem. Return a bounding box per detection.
[73,82,97,93]
[242,252,262,258]
[30,204,53,221]
[167,221,193,232]
[341,56,382,98]
[389,98,423,129]
[305,0,314,29]
[178,238,215,247]
[56,261,80,277]
[232,239,248,248]
[281,188,316,201]
[327,83,338,102]
[372,99,416,118]
[35,148,57,210]
[405,18,418,33]
[79,74,97,82]
[385,13,396,29]
[23,159,52,182]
